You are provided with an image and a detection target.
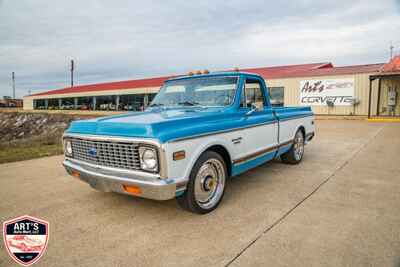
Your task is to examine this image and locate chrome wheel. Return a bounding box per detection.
[194,158,226,210]
[293,131,304,161]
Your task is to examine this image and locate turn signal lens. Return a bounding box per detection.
[71,170,80,178]
[173,150,186,161]
[123,185,142,196]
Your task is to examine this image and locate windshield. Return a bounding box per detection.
[150,76,238,108]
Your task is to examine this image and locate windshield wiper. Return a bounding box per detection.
[178,101,200,106]
[149,103,164,107]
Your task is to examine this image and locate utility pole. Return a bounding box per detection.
[12,72,15,99]
[390,42,394,60]
[70,59,75,87]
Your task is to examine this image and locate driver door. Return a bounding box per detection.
[238,78,278,162]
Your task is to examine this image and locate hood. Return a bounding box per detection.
[66,108,245,143]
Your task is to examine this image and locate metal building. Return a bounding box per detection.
[23,57,400,117]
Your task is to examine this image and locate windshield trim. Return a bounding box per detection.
[150,75,241,109]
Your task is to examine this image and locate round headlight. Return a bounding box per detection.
[142,149,157,170]
[65,140,73,155]
[139,147,159,172]
[143,149,157,169]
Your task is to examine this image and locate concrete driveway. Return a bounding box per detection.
[0,120,399,267]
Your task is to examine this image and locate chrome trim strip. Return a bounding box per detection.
[168,120,277,143]
[66,158,160,180]
[279,114,313,122]
[63,133,162,148]
[233,139,294,165]
[159,144,168,179]
[233,147,278,165]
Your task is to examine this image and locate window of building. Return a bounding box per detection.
[269,87,284,107]
[120,94,145,111]
[60,98,75,110]
[96,95,117,110]
[48,99,59,109]
[76,97,93,110]
[34,99,46,109]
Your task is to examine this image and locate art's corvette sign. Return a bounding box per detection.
[3,215,49,266]
[300,78,354,106]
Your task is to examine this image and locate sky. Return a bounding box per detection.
[0,0,399,98]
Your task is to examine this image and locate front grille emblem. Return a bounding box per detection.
[88,147,97,157]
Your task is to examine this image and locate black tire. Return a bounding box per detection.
[177,151,227,214]
[281,129,305,164]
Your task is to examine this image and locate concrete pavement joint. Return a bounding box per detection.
[224,125,385,267]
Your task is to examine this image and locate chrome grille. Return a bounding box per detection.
[70,138,141,170]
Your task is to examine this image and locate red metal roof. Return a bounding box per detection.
[381,56,400,73]
[275,63,384,79]
[242,62,333,79]
[31,62,384,97]
[31,76,173,96]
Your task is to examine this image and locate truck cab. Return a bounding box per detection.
[63,72,315,214]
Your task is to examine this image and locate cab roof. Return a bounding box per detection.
[165,71,261,82]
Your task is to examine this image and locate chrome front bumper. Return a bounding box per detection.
[63,159,182,201]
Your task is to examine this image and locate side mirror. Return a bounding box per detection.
[246,103,258,116]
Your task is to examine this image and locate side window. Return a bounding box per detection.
[240,79,265,109]
[269,87,284,107]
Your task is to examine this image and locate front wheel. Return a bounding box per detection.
[281,129,305,164]
[177,151,227,214]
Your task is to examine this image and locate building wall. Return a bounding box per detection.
[266,72,378,116]
[24,98,34,109]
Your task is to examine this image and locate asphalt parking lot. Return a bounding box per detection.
[1,120,399,267]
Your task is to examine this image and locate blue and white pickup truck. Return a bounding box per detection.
[63,72,315,213]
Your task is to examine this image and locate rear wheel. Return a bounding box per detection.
[281,129,305,164]
[177,151,227,214]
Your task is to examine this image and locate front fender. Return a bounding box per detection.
[165,136,234,184]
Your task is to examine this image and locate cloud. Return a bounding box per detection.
[0,0,399,97]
